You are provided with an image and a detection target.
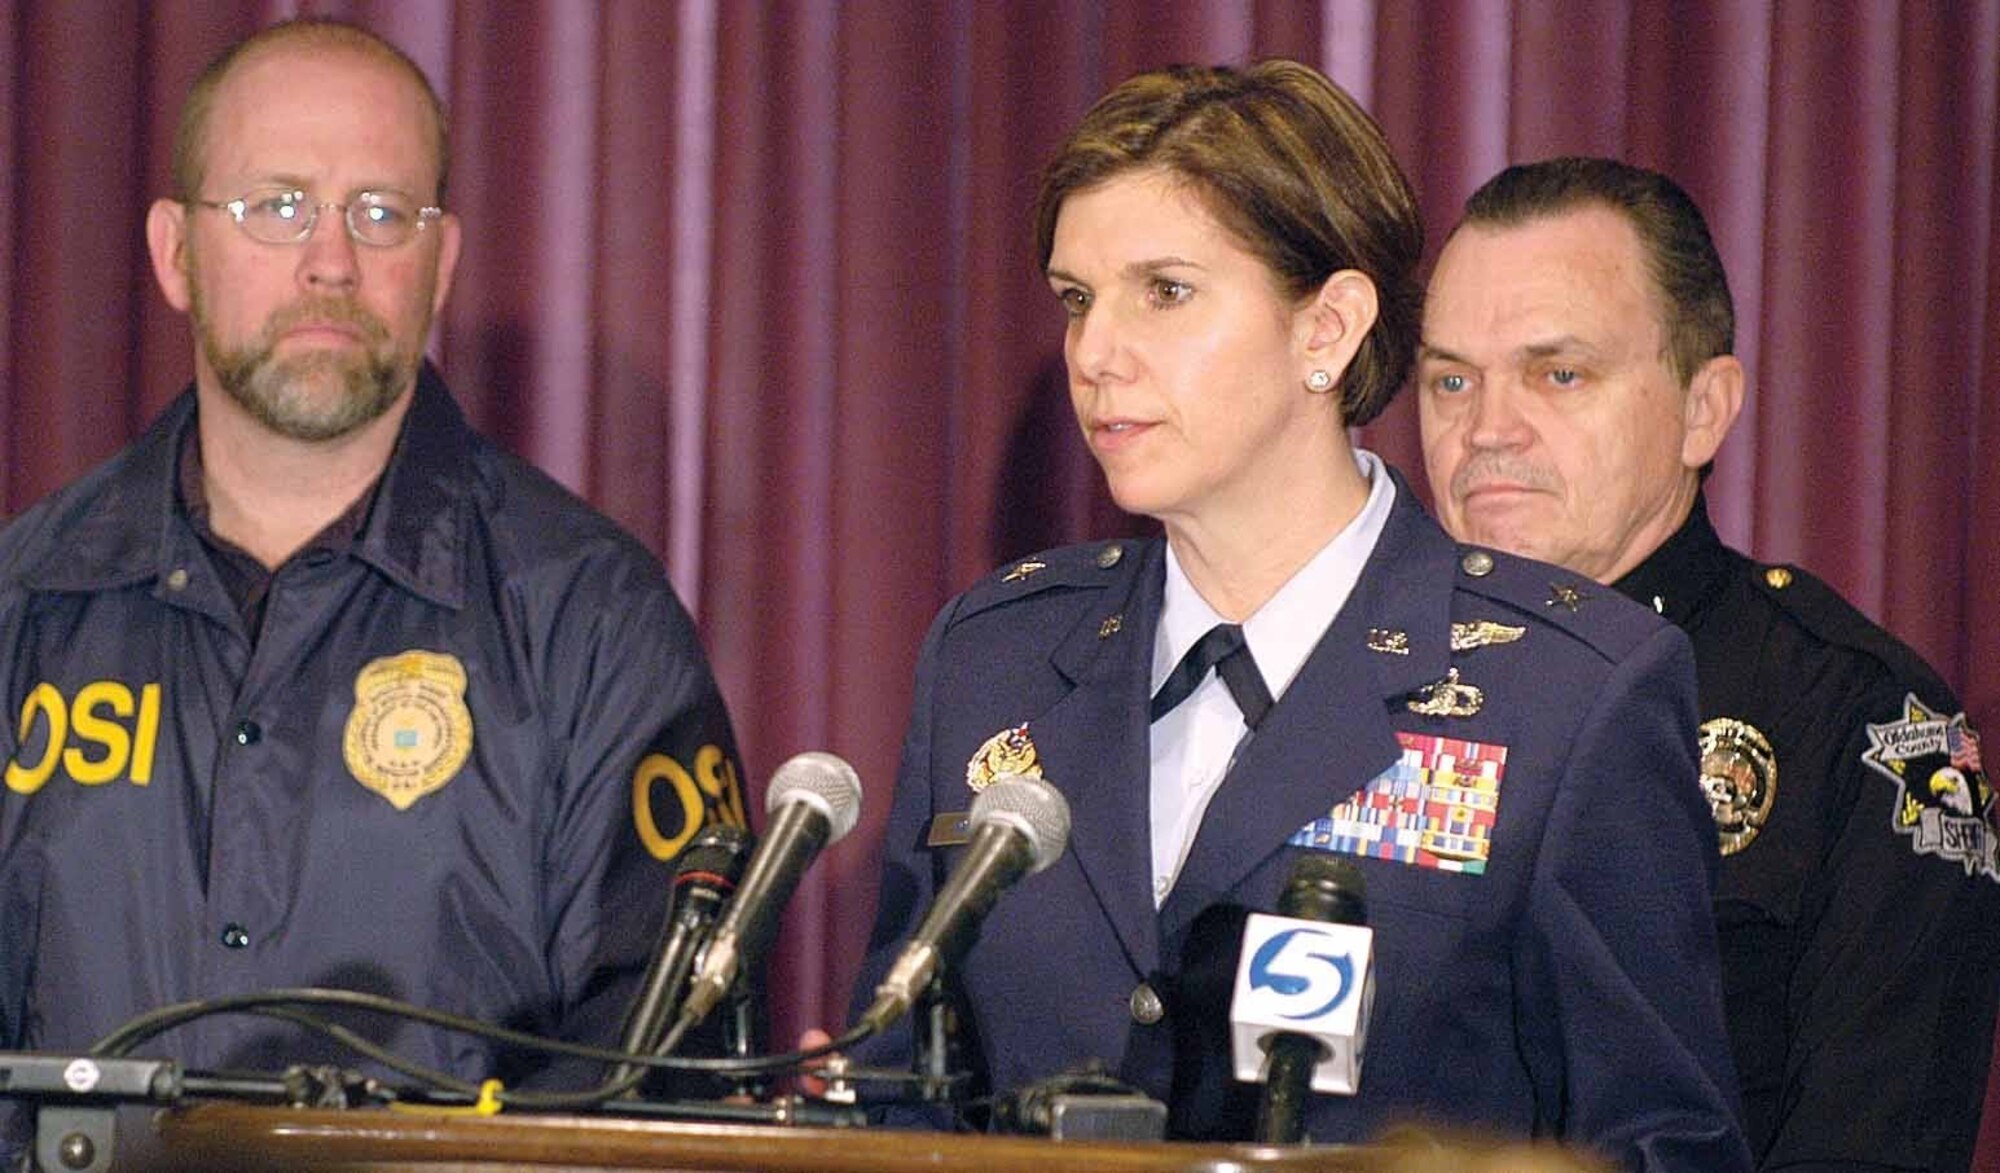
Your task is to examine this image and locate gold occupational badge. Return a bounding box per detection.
[1407,667,1483,718]
[1367,628,1410,655]
[1699,717,1777,855]
[1002,560,1048,583]
[965,723,1042,792]
[343,650,475,810]
[1450,620,1526,652]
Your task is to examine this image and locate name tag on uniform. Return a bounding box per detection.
[926,812,973,847]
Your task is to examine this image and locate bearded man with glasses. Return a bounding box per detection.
[0,19,745,1153]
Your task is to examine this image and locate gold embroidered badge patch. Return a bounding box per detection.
[965,723,1042,793]
[343,650,475,810]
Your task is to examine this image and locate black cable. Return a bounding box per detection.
[235,1007,476,1098]
[89,987,881,1111]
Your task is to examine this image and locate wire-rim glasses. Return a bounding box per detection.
[188,186,443,248]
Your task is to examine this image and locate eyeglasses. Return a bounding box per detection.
[188,186,443,248]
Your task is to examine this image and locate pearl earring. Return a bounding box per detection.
[1306,369,1334,393]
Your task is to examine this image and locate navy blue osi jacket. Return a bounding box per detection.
[0,367,745,1086]
[852,475,1750,1172]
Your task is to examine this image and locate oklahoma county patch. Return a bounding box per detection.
[1288,732,1505,874]
[1862,693,1996,881]
[343,650,475,811]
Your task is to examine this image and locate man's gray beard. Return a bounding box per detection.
[193,291,414,443]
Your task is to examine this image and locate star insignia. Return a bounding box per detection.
[1545,583,1588,612]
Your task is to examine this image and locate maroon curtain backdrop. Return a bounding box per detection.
[5,1,1998,1158]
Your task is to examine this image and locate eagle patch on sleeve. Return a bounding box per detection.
[1862,694,1996,882]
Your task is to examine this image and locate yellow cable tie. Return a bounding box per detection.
[388,1077,505,1117]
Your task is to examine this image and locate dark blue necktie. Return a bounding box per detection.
[1149,623,1274,730]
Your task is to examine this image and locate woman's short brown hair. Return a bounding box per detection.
[1033,61,1423,426]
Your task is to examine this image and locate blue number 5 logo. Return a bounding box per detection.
[1249,927,1355,1021]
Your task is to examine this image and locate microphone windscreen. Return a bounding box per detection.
[969,773,1071,874]
[765,750,863,841]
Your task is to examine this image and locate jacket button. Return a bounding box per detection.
[220,924,251,949]
[234,721,261,746]
[1129,983,1164,1025]
[1460,550,1495,577]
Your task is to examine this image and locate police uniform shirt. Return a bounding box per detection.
[1149,449,1396,904]
[1612,493,1999,1171]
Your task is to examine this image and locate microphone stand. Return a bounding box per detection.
[722,980,766,1101]
[912,974,963,1105]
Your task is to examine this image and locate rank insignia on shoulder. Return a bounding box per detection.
[966,723,1043,793]
[343,649,475,810]
[1700,718,1776,855]
[1290,731,1507,874]
[1002,559,1048,583]
[1450,620,1526,653]
[1862,694,1997,882]
[1367,628,1410,655]
[1406,667,1483,718]
[1544,583,1589,612]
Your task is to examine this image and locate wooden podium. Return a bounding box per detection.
[147,1102,1612,1173]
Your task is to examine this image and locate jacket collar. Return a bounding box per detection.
[1610,492,1730,628]
[353,363,472,611]
[22,363,472,612]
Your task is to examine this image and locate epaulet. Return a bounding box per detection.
[949,538,1141,625]
[1745,561,1957,700]
[1451,544,1671,664]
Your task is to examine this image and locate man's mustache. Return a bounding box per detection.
[1451,454,1558,501]
[255,297,392,348]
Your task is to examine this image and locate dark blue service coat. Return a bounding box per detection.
[854,478,1749,1171]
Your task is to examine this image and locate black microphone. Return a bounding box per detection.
[859,773,1071,1035]
[679,751,863,1027]
[611,822,754,1088]
[1228,853,1374,1144]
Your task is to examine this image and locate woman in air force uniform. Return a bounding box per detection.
[850,60,1748,1172]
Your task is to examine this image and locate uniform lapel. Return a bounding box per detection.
[1030,541,1166,976]
[1164,487,1459,916]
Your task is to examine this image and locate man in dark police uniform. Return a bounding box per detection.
[1418,156,2000,1171]
[0,17,744,1141]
